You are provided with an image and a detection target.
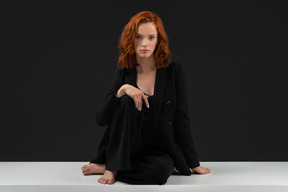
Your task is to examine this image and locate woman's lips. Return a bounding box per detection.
[140,50,149,53]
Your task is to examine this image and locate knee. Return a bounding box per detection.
[110,95,144,128]
[152,155,174,184]
[159,157,174,177]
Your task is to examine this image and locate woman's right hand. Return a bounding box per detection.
[117,84,149,111]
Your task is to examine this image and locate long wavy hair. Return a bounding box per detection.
[117,11,171,69]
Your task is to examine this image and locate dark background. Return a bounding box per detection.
[1,1,287,161]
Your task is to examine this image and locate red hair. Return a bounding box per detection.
[117,11,171,69]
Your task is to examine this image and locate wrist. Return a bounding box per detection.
[115,84,128,98]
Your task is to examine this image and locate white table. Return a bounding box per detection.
[0,162,287,192]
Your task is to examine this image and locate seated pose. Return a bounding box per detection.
[81,10,211,185]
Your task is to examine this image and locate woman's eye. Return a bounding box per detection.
[149,36,155,40]
[136,36,141,39]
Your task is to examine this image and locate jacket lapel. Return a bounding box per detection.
[124,68,137,86]
[153,68,167,130]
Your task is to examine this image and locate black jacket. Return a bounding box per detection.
[96,61,200,175]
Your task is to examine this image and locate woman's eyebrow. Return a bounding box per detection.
[136,33,156,36]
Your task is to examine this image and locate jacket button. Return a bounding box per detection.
[166,100,171,105]
[168,122,172,127]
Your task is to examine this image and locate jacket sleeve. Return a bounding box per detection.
[174,63,200,169]
[96,66,124,126]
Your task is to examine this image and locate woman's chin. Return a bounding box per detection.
[138,54,153,58]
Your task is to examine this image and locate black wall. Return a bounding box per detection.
[1,1,287,161]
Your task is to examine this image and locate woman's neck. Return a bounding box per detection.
[136,56,156,74]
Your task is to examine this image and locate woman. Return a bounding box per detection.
[81,11,211,185]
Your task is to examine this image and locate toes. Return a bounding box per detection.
[82,167,90,175]
[98,177,105,184]
[81,164,89,171]
[102,179,107,184]
[82,169,89,173]
[83,171,89,175]
[101,179,106,184]
[98,177,112,185]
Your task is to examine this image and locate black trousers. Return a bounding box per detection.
[90,95,174,185]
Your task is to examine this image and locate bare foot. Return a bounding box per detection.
[81,163,106,175]
[191,166,212,174]
[97,170,117,185]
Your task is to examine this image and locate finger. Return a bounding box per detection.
[133,96,137,109]
[133,95,140,110]
[138,93,142,110]
[143,94,150,108]
[134,95,141,110]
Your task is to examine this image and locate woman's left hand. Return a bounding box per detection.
[191,166,212,174]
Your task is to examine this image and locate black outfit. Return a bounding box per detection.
[137,86,161,153]
[91,62,200,185]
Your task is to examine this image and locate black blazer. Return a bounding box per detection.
[96,61,200,175]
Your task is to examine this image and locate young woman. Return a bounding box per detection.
[81,11,211,185]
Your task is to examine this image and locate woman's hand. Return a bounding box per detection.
[191,166,212,174]
[120,84,149,111]
[125,84,149,111]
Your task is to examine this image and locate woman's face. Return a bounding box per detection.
[134,22,158,59]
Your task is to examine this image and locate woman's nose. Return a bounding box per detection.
[142,40,148,47]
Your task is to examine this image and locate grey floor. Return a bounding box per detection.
[0,162,287,192]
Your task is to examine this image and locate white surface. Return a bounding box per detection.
[0,162,287,192]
